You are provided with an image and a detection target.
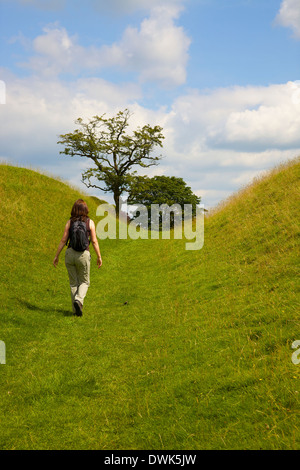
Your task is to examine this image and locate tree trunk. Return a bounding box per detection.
[114,191,120,217]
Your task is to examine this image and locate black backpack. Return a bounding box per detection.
[68,219,89,252]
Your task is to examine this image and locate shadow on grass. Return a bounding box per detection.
[16,299,73,317]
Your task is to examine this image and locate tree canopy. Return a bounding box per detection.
[58,109,164,214]
[127,175,201,229]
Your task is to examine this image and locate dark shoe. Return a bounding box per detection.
[74,300,83,317]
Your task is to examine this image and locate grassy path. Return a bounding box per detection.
[0,161,299,449]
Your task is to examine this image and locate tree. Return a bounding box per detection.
[127,175,201,229]
[57,109,164,214]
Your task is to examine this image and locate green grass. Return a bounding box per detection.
[0,158,299,449]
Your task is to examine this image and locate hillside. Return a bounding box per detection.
[0,158,299,450]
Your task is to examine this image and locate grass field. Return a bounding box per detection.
[0,158,299,450]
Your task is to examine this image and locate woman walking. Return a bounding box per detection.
[53,199,102,316]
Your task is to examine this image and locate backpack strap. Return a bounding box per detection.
[86,218,91,246]
[67,219,73,247]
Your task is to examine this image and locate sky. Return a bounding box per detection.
[0,0,300,209]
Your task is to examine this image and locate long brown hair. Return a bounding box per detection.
[70,199,89,222]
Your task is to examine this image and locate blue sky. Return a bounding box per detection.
[0,0,299,208]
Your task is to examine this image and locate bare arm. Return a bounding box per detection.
[90,219,102,268]
[53,220,70,267]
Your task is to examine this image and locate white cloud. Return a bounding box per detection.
[152,82,300,208]
[164,82,300,155]
[21,25,106,76]
[276,0,300,38]
[209,83,300,151]
[19,6,190,88]
[110,5,191,87]
[0,68,142,166]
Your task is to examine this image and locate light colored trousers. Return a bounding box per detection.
[65,247,91,312]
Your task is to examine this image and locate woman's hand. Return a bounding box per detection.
[90,220,102,269]
[53,255,59,267]
[53,221,70,268]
